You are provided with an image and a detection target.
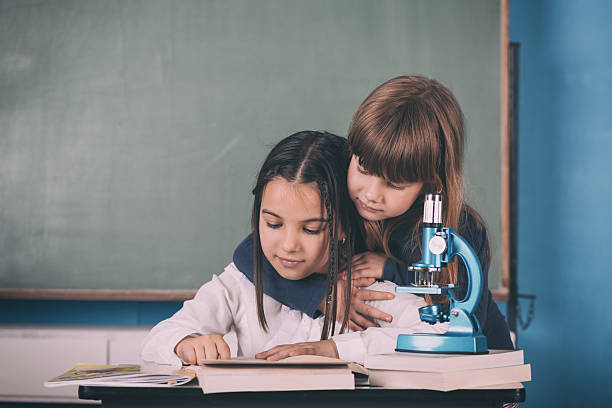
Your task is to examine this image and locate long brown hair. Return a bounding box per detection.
[251,131,363,339]
[348,75,489,291]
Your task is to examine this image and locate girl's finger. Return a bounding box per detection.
[182,346,197,365]
[349,268,377,279]
[349,310,377,329]
[203,339,219,361]
[216,338,231,360]
[348,321,365,332]
[357,288,395,301]
[255,345,280,359]
[353,301,393,323]
[256,343,296,360]
[289,347,315,357]
[352,277,376,287]
[193,343,207,365]
[351,253,365,263]
[266,347,294,361]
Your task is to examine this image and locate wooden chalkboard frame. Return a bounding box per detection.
[1,1,510,302]
[497,0,510,302]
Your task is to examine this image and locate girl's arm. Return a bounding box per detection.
[257,281,448,364]
[334,282,448,365]
[140,264,240,365]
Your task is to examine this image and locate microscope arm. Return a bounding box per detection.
[449,231,483,317]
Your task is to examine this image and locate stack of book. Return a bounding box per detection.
[364,349,531,392]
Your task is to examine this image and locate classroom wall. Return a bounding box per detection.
[510,0,611,406]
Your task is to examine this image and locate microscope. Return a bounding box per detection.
[395,193,488,354]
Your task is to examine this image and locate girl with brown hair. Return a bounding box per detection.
[233,76,513,351]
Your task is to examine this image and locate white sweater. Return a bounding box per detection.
[140,263,447,366]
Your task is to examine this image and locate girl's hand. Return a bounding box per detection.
[255,339,339,361]
[334,278,395,331]
[174,334,231,365]
[349,252,387,285]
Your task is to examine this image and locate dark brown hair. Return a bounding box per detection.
[348,75,489,292]
[251,131,363,339]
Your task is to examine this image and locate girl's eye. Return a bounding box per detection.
[357,166,369,175]
[387,181,405,190]
[303,228,321,235]
[266,222,282,229]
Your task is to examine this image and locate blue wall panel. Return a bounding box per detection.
[511,0,611,405]
[0,300,181,326]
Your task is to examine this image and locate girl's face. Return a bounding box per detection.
[259,177,330,280]
[347,155,423,221]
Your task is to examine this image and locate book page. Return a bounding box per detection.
[201,355,347,365]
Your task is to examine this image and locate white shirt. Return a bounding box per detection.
[140,263,447,366]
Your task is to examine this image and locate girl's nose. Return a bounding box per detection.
[364,179,383,203]
[281,230,300,252]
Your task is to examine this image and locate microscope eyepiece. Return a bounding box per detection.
[423,193,443,226]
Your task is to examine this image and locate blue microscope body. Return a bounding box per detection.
[395,194,488,354]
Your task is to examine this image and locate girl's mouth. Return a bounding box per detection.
[357,198,382,213]
[277,256,304,268]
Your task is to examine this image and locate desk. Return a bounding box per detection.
[79,385,525,408]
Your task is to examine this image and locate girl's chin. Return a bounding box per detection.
[273,264,308,280]
[277,271,308,281]
[357,210,385,221]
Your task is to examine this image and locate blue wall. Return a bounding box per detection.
[511,0,611,406]
[0,299,181,326]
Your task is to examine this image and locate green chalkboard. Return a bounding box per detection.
[0,0,502,293]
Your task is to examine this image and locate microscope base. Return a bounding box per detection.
[396,333,488,354]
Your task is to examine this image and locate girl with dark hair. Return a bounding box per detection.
[249,130,363,340]
[233,76,513,350]
[141,130,446,365]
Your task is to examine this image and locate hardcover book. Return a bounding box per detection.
[197,355,360,394]
[367,363,532,392]
[365,349,524,372]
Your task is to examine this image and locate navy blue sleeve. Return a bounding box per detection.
[482,291,514,349]
[381,226,417,285]
[382,258,414,285]
[232,234,328,318]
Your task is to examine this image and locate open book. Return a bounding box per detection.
[197,355,364,394]
[44,363,196,388]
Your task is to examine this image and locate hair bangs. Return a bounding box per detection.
[351,102,441,186]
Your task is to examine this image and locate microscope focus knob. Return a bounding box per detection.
[429,234,447,255]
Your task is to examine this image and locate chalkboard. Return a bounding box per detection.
[0,0,503,294]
